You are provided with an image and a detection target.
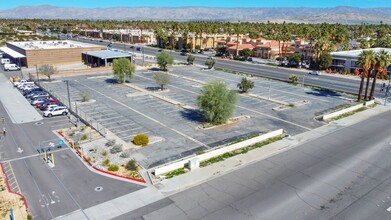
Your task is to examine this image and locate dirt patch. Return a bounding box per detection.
[0,169,29,220]
[198,115,251,130]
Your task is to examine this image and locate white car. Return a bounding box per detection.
[13,79,27,87]
[309,71,321,75]
[30,97,47,106]
[43,106,69,117]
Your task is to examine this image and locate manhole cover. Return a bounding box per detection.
[35,122,44,125]
[94,187,103,192]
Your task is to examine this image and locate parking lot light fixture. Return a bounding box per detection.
[385,71,391,106]
[64,80,71,112]
[35,65,40,85]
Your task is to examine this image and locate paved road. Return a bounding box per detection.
[0,71,145,219]
[115,109,391,220]
[73,37,387,98]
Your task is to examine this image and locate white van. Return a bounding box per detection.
[4,63,20,71]
[1,58,10,65]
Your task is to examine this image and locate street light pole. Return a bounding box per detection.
[142,46,145,66]
[35,65,40,85]
[65,80,71,111]
[385,72,391,106]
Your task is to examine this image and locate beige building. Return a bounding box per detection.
[4,40,105,67]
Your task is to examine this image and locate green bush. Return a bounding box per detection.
[102,159,110,166]
[133,134,149,146]
[165,168,186,179]
[289,74,299,84]
[80,133,88,141]
[125,159,138,171]
[108,165,119,172]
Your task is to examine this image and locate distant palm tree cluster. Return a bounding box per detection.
[356,49,391,102]
[0,19,390,50]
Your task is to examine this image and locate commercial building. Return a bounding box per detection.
[330,48,391,73]
[1,40,105,68]
[82,50,133,67]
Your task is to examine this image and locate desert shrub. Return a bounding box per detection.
[125,159,138,171]
[102,159,110,166]
[110,144,123,154]
[120,152,130,158]
[108,165,119,172]
[289,74,299,84]
[105,139,116,147]
[133,134,149,146]
[79,92,91,102]
[101,150,108,156]
[80,133,88,141]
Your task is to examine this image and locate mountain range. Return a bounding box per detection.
[0,5,390,24]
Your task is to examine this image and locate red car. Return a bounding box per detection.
[36,99,59,108]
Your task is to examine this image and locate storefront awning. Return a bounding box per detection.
[0,47,26,58]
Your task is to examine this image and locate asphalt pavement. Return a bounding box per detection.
[72,37,387,98]
[113,104,391,220]
[0,70,146,219]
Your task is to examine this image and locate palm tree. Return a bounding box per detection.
[357,50,376,102]
[369,50,391,100]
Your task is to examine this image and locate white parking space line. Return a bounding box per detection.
[107,124,133,130]
[139,74,312,131]
[89,112,118,117]
[97,115,125,121]
[162,110,180,115]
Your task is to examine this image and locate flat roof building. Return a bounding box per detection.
[82,50,133,67]
[2,40,105,67]
[331,48,391,73]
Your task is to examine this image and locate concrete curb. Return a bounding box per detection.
[156,104,391,195]
[57,131,146,184]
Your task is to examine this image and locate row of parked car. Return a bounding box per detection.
[14,80,69,117]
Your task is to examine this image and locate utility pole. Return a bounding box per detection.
[65,80,71,112]
[35,65,40,85]
[142,46,145,66]
[385,72,391,106]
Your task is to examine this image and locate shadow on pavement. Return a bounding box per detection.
[306,88,341,97]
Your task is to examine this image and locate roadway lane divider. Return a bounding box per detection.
[57,131,146,184]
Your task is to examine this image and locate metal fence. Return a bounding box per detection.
[39,82,107,137]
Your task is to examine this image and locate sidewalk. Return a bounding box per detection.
[155,104,390,196]
[0,72,42,124]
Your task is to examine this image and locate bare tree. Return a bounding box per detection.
[38,64,58,82]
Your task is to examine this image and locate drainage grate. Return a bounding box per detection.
[35,122,44,125]
[94,186,103,192]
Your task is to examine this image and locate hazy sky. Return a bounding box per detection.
[1,0,390,9]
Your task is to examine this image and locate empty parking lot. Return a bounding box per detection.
[41,66,352,168]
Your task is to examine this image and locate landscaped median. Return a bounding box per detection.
[321,100,376,121]
[57,131,146,184]
[153,129,286,178]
